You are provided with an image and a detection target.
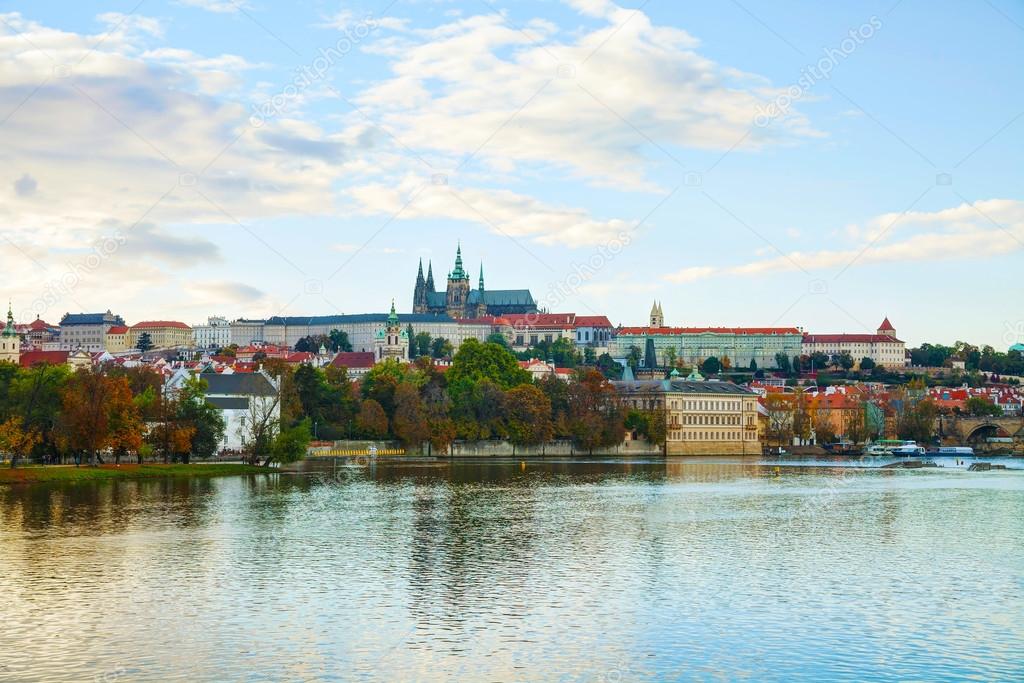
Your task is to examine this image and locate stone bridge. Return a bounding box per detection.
[937,415,1024,444]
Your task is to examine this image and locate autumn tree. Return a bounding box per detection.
[566,369,625,453]
[0,416,41,469]
[57,371,141,466]
[506,384,554,448]
[764,394,795,448]
[392,383,430,451]
[355,399,388,439]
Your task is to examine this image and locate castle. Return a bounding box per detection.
[412,245,537,319]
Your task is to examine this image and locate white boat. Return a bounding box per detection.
[933,446,974,456]
[892,443,926,456]
[865,440,925,456]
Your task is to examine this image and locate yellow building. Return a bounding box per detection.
[105,325,131,353]
[129,321,193,350]
[615,370,761,455]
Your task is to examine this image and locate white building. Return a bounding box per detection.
[165,367,281,452]
[193,316,232,349]
[58,311,125,352]
[802,318,908,369]
[262,312,493,353]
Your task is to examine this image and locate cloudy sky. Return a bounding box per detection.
[1,1,1021,348]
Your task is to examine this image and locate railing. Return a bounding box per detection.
[308,449,406,457]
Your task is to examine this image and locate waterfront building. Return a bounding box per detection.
[412,245,537,319]
[613,377,761,455]
[193,316,232,349]
[166,367,281,452]
[104,325,131,353]
[0,304,20,365]
[802,318,907,369]
[611,303,802,369]
[375,302,409,362]
[58,311,125,351]
[129,321,193,350]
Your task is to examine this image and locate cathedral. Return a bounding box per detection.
[412,245,537,319]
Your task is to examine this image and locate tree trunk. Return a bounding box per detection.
[261,454,273,468]
[10,454,18,469]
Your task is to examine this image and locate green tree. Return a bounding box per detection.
[595,353,623,380]
[447,338,530,396]
[583,346,597,365]
[176,376,226,461]
[136,332,154,352]
[487,332,511,349]
[626,345,642,371]
[413,332,432,358]
[361,358,414,417]
[749,358,758,371]
[270,419,311,465]
[859,357,876,371]
[775,352,791,374]
[329,328,353,352]
[430,337,453,359]
[965,396,1002,417]
[701,356,722,375]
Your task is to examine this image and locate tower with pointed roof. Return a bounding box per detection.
[445,243,472,319]
[475,263,488,317]
[0,302,20,365]
[375,300,409,362]
[650,300,664,328]
[877,317,896,338]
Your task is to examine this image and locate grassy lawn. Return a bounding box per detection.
[0,463,273,485]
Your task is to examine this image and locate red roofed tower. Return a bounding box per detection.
[877,317,896,338]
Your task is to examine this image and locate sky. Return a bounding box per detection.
[1,0,1022,349]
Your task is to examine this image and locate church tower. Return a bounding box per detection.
[0,303,20,365]
[375,300,409,361]
[877,317,896,338]
[475,263,488,318]
[446,244,471,319]
[413,258,427,313]
[649,301,664,328]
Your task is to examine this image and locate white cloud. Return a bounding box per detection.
[353,3,820,190]
[347,178,631,247]
[662,198,1024,283]
[176,0,250,14]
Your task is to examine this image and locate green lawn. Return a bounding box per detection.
[0,463,274,485]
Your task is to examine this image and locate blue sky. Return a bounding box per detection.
[1,0,1022,348]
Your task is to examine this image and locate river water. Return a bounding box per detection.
[1,457,1022,682]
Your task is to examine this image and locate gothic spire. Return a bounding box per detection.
[426,261,435,291]
[478,263,485,290]
[451,242,467,280]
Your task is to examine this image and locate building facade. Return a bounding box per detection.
[129,321,193,350]
[193,316,233,349]
[58,311,125,351]
[412,245,537,319]
[802,318,907,369]
[375,302,409,361]
[105,325,131,353]
[263,312,494,353]
[229,319,266,347]
[613,377,761,455]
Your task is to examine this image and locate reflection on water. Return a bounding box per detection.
[1,458,1023,682]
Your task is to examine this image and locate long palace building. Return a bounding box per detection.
[610,302,803,369]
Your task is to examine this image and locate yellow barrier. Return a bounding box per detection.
[307,449,406,457]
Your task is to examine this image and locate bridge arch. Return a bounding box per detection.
[965,423,1005,443]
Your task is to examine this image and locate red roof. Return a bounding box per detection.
[29,318,52,331]
[107,325,129,334]
[331,352,376,369]
[803,333,903,343]
[131,321,191,330]
[503,313,576,330]
[878,317,895,331]
[573,315,613,328]
[20,350,70,367]
[618,326,802,335]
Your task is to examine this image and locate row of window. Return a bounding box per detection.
[669,431,754,441]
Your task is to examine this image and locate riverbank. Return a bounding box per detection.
[0,463,273,485]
